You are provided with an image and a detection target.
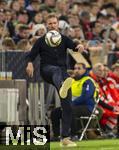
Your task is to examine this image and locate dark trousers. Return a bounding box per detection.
[40,65,72,138]
[71,105,92,136]
[51,107,62,137]
[71,105,103,136]
[50,106,91,137]
[51,105,103,137]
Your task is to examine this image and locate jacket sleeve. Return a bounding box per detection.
[65,36,76,51]
[26,38,41,62]
[98,100,114,111]
[72,80,95,105]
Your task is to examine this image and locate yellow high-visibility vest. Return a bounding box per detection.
[71,76,99,100]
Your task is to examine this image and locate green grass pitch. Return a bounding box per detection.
[50,139,119,150]
[0,139,119,150]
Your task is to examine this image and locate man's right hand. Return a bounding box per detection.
[26,62,34,77]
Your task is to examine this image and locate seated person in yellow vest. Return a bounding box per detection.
[71,62,103,138]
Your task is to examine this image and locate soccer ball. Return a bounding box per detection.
[45,30,62,47]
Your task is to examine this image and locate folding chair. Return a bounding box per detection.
[79,114,102,140]
[79,98,103,141]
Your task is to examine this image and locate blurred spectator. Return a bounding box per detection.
[0,22,9,45]
[17,10,29,25]
[70,2,80,15]
[80,11,92,40]
[90,63,119,137]
[26,0,41,21]
[30,11,43,25]
[25,0,30,7]
[13,24,30,44]
[109,28,118,42]
[40,0,56,13]
[100,3,117,18]
[9,0,22,15]
[17,39,31,51]
[2,37,16,50]
[5,9,15,37]
[81,2,91,14]
[104,39,115,53]
[58,20,70,33]
[0,0,8,10]
[87,40,103,65]
[64,27,75,39]
[91,21,103,41]
[103,65,119,103]
[108,39,119,66]
[111,63,119,77]
[97,13,113,27]
[31,24,46,37]
[0,8,5,23]
[40,9,49,22]
[114,0,119,9]
[68,14,80,27]
[90,3,101,22]
[99,28,117,48]
[72,25,84,39]
[17,0,25,9]
[0,22,4,42]
[90,63,105,79]
[56,0,69,17]
[111,62,119,93]
[112,21,119,34]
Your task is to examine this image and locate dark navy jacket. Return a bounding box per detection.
[27,34,75,67]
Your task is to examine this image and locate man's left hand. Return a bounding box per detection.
[75,44,84,53]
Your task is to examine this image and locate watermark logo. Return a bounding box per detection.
[0,125,49,147]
